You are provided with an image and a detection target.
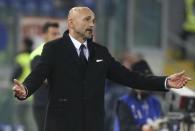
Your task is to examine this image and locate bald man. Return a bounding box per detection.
[13,7,191,131]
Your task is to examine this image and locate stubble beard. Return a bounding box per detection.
[85,30,93,39]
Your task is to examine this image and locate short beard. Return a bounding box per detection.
[84,31,93,39]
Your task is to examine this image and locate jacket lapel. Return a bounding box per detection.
[87,39,95,63]
[62,33,81,78]
[85,40,97,77]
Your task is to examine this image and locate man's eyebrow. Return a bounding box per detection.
[84,16,92,19]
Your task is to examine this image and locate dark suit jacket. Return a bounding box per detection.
[23,31,167,131]
[31,56,49,107]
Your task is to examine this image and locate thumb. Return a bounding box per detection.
[186,76,192,81]
[176,70,185,76]
[13,79,23,88]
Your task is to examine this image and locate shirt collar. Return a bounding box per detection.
[69,34,88,50]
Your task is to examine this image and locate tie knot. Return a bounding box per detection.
[80,44,86,50]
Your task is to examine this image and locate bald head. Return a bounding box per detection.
[67,7,95,43]
[68,7,94,19]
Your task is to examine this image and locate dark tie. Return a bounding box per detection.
[79,44,88,70]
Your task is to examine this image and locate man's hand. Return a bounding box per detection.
[167,71,191,89]
[12,79,27,99]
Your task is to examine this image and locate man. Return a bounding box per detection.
[13,7,191,131]
[30,22,60,131]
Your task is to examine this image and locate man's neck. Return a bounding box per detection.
[69,32,86,44]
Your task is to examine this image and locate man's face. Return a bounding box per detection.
[70,8,95,39]
[45,27,60,42]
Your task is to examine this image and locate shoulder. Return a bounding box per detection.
[42,37,65,54]
[44,37,65,49]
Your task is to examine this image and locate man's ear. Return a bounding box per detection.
[68,18,73,28]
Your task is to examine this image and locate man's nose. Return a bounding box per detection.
[89,21,95,27]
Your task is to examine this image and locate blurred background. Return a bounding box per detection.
[0,0,195,131]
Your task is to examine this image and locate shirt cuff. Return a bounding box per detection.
[164,77,170,90]
[24,86,28,97]
[15,86,28,100]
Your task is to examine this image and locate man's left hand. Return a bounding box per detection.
[167,71,191,89]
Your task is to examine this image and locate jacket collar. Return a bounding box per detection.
[63,30,95,61]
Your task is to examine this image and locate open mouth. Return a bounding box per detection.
[86,29,93,32]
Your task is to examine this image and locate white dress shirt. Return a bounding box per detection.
[69,34,89,60]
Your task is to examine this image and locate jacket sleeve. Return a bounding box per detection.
[30,55,41,70]
[23,43,55,97]
[117,100,142,131]
[105,48,167,91]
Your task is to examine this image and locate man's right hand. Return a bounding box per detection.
[12,79,27,99]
